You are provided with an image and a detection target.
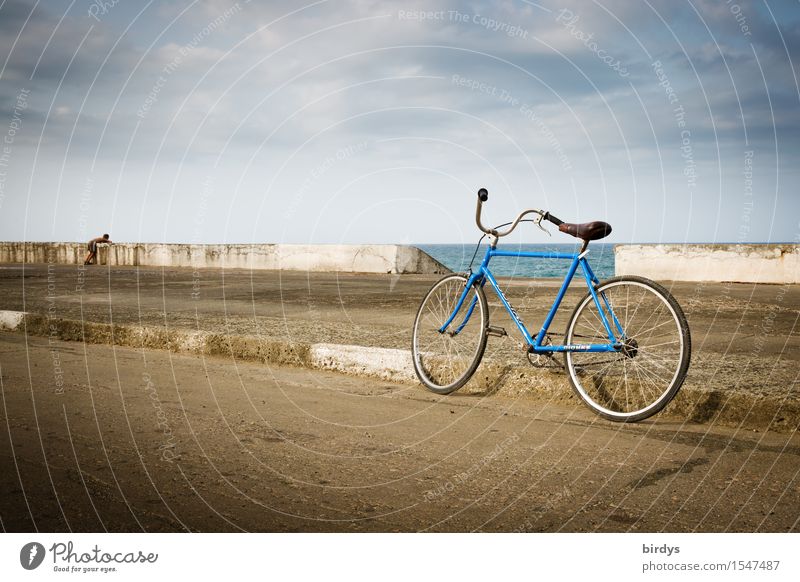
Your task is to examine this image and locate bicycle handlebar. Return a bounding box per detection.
[475,187,548,239]
[542,211,564,226]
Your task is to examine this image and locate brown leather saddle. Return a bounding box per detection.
[558,221,612,241]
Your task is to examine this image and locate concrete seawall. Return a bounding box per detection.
[0,242,449,274]
[615,244,800,283]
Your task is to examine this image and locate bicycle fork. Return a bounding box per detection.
[440,275,484,336]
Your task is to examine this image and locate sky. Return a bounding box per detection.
[0,0,798,245]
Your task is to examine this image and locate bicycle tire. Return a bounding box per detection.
[563,276,691,422]
[411,274,489,394]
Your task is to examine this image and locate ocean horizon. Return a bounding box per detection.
[418,243,616,279]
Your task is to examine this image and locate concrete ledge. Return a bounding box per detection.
[615,244,800,283]
[0,242,449,274]
[0,310,24,330]
[311,343,415,381]
[2,310,796,432]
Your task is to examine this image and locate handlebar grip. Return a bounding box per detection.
[543,211,563,226]
[477,188,488,202]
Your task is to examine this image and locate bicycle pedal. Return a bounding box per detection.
[486,325,507,337]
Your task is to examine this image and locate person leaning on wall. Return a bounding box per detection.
[83,234,112,265]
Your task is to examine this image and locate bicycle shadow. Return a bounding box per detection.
[458,360,568,398]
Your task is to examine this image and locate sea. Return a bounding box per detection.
[417,243,615,280]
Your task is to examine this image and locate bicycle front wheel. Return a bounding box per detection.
[564,276,691,422]
[411,274,488,394]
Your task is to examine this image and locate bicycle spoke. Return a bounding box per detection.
[636,339,680,349]
[630,317,676,339]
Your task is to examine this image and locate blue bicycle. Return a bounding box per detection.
[411,188,691,422]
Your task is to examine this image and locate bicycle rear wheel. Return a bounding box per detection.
[564,276,691,422]
[411,274,488,394]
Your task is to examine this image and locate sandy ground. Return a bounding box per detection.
[1,333,798,533]
[0,264,797,404]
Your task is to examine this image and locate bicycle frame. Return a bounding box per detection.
[440,246,626,354]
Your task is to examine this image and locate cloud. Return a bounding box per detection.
[0,0,797,244]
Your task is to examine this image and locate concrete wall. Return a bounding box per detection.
[615,244,800,283]
[0,242,449,275]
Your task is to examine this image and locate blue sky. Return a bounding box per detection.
[0,0,798,245]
